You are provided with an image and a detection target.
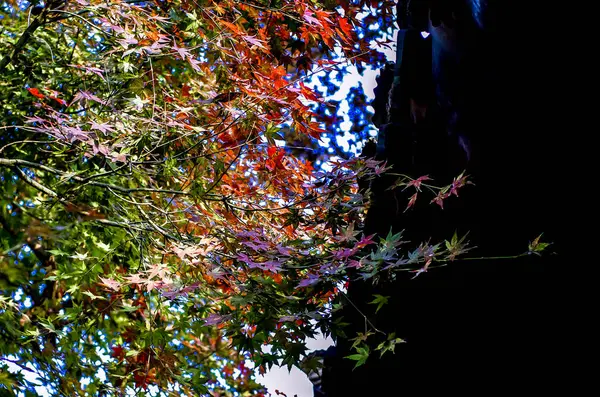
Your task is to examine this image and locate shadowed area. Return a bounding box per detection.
[320,1,581,395]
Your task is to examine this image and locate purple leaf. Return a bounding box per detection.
[278,315,297,323]
[203,314,231,326]
[296,273,321,288]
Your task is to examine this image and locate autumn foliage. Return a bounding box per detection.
[0,0,480,395]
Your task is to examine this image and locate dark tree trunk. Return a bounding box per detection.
[321,1,584,395]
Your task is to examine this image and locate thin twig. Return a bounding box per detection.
[15,166,61,199]
[339,290,386,336]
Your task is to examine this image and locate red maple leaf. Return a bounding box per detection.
[431,191,449,209]
[266,146,285,171]
[27,87,45,99]
[337,16,354,44]
[133,371,149,389]
[406,175,431,191]
[299,82,321,102]
[111,345,125,361]
[405,193,418,212]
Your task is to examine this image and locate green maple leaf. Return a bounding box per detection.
[345,345,370,369]
[368,294,390,314]
[375,332,406,358]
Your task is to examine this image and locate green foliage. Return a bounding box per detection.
[368,294,389,314]
[375,333,405,358]
[344,344,369,370]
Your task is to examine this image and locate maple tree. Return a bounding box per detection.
[0,0,518,395]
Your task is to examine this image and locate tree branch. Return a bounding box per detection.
[0,17,43,74]
[0,158,190,196]
[14,166,62,200]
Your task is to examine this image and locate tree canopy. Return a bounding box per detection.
[0,1,489,395]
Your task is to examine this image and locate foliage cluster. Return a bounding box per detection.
[0,1,509,395]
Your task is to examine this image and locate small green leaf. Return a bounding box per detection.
[368,294,390,314]
[82,290,106,301]
[345,345,370,369]
[528,233,552,256]
[375,332,406,357]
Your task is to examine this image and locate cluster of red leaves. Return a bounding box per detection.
[27,87,67,105]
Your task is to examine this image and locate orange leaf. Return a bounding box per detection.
[299,82,321,102]
[337,16,353,43]
[27,87,45,99]
[221,20,243,35]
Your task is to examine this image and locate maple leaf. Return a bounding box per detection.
[99,277,121,291]
[528,234,551,256]
[278,315,297,323]
[89,121,115,134]
[133,371,150,390]
[69,64,106,81]
[405,192,418,211]
[27,87,45,99]
[203,313,231,326]
[406,175,431,191]
[70,252,88,261]
[144,279,161,292]
[375,333,405,358]
[355,234,376,249]
[236,252,257,267]
[171,245,198,260]
[334,223,359,242]
[303,10,323,27]
[296,273,321,288]
[250,259,283,273]
[111,345,125,361]
[146,263,170,279]
[266,145,285,171]
[345,345,370,369]
[410,267,428,279]
[431,190,449,209]
[172,41,190,60]
[180,282,201,294]
[129,95,147,110]
[242,35,267,50]
[72,90,107,105]
[337,16,354,44]
[299,82,321,102]
[449,172,473,197]
[117,33,138,49]
[187,57,202,72]
[241,240,270,251]
[124,273,145,285]
[276,245,292,256]
[333,247,358,260]
[445,232,473,261]
[221,20,243,35]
